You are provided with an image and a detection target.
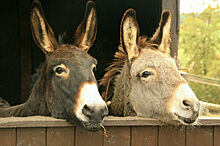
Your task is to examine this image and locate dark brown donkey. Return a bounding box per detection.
[100,9,200,125]
[0,0,108,131]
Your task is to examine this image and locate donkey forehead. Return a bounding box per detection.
[48,45,97,66]
[130,49,178,74]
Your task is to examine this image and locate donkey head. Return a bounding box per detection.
[31,0,108,131]
[120,9,200,124]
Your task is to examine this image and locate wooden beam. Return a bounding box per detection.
[19,0,32,103]
[162,0,180,61]
[0,116,220,128]
[180,72,220,87]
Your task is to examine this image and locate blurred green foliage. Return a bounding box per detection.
[179,5,220,104]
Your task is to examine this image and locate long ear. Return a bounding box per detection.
[120,8,140,62]
[73,1,97,52]
[31,0,58,54]
[150,10,172,55]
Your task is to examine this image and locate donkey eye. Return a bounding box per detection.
[53,64,70,79]
[140,71,152,78]
[55,67,66,74]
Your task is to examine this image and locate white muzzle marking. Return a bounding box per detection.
[168,83,199,119]
[74,82,106,122]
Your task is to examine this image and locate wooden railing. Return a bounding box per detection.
[1,116,220,146]
[180,71,220,87]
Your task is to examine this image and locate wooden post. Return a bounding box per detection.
[162,0,180,61]
[19,0,32,103]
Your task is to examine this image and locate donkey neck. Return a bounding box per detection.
[110,61,136,116]
[113,61,130,101]
[26,69,50,115]
[0,65,50,117]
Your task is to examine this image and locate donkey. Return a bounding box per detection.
[100,9,200,125]
[0,0,108,131]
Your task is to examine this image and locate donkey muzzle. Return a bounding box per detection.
[74,82,108,130]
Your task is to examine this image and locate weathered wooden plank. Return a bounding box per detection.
[0,116,73,128]
[75,127,103,146]
[17,127,46,146]
[162,0,179,61]
[104,116,162,126]
[0,116,220,128]
[186,126,213,146]
[214,126,220,146]
[103,126,130,146]
[131,126,158,146]
[19,0,32,102]
[181,72,220,87]
[159,126,185,146]
[47,127,75,146]
[0,128,16,146]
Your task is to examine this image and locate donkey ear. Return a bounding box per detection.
[120,8,140,62]
[150,10,172,55]
[73,1,97,52]
[31,0,58,54]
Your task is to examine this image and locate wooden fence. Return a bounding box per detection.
[0,116,220,146]
[180,71,220,87]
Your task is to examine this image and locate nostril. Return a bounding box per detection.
[183,99,191,107]
[82,104,94,117]
[83,104,90,111]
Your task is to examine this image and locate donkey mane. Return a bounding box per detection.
[100,36,159,101]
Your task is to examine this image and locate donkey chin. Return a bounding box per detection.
[81,121,104,132]
[76,110,106,131]
[173,111,199,125]
[169,101,200,125]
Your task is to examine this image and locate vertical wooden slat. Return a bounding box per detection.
[162,0,180,61]
[47,127,75,146]
[103,126,130,146]
[75,127,103,146]
[131,126,158,146]
[0,128,16,146]
[159,126,185,146]
[19,0,32,102]
[186,126,213,146]
[214,126,220,146]
[17,127,46,146]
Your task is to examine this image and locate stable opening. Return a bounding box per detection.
[0,0,161,105]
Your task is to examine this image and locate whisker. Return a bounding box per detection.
[179,125,185,133]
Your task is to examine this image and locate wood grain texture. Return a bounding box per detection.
[75,127,103,146]
[162,0,179,61]
[0,119,219,146]
[17,127,46,146]
[186,126,213,146]
[0,116,220,128]
[0,116,73,128]
[214,126,220,146]
[19,0,32,102]
[47,127,75,146]
[103,126,130,146]
[159,126,185,146]
[131,126,158,146]
[0,128,16,146]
